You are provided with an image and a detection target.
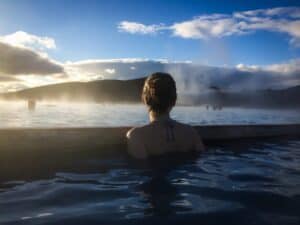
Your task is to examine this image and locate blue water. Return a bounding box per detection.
[1,138,300,225]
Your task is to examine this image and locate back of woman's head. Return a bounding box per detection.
[142,72,177,114]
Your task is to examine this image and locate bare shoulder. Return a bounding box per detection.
[126,124,149,139]
[174,121,205,151]
[126,125,149,159]
[174,121,198,134]
[126,127,138,139]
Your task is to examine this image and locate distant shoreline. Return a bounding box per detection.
[1,78,300,109]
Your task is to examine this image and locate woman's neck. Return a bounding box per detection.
[149,111,171,123]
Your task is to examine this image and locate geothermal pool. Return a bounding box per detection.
[0,101,299,127]
[1,139,300,225]
[1,101,300,225]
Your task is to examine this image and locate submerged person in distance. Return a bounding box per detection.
[126,72,205,159]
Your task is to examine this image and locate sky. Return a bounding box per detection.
[0,0,300,93]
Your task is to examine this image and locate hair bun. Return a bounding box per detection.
[142,72,177,114]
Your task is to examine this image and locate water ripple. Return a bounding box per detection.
[1,138,300,224]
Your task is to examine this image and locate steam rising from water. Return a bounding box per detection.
[0,101,299,127]
[67,60,300,95]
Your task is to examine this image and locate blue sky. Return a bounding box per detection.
[0,0,300,92]
[0,0,300,65]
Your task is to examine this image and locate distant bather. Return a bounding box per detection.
[28,99,36,111]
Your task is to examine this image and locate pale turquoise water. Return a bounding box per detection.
[0,101,299,127]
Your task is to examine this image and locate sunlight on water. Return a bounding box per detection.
[0,101,299,127]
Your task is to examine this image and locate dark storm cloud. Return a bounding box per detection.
[0,76,20,82]
[0,42,64,75]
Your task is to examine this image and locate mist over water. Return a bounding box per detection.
[0,101,299,128]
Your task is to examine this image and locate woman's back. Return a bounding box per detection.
[127,118,204,158]
[126,72,204,159]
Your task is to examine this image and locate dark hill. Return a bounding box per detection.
[183,85,300,108]
[1,78,146,102]
[1,78,300,108]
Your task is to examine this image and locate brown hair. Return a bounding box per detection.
[142,72,177,114]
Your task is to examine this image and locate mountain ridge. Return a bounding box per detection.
[1,78,300,108]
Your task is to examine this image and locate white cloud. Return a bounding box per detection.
[234,7,300,19]
[171,14,244,39]
[63,58,300,93]
[236,59,300,74]
[0,31,56,50]
[0,31,63,91]
[16,74,70,89]
[0,25,299,93]
[105,68,116,74]
[66,58,153,65]
[0,82,28,93]
[264,59,300,74]
[1,56,300,93]
[236,63,259,72]
[118,7,300,47]
[118,21,165,34]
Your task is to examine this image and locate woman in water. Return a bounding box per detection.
[127,72,205,159]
